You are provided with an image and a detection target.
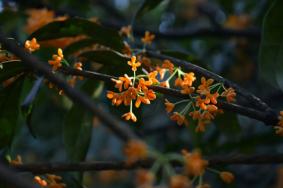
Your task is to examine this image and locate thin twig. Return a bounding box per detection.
[14,154,283,174]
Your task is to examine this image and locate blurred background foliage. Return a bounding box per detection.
[0,0,283,187]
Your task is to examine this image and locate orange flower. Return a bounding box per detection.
[197,77,214,95]
[48,48,64,70]
[119,25,132,37]
[195,120,208,132]
[135,170,155,187]
[219,171,235,184]
[190,111,201,120]
[122,112,137,122]
[160,80,170,88]
[221,88,236,103]
[183,72,196,87]
[46,174,66,188]
[224,15,251,30]
[144,89,156,100]
[170,175,191,188]
[206,105,218,113]
[138,78,152,91]
[206,92,219,104]
[107,91,123,106]
[165,99,175,113]
[124,140,148,163]
[182,150,208,176]
[170,112,187,126]
[112,74,132,92]
[128,56,141,71]
[25,38,40,52]
[201,111,214,121]
[195,96,210,110]
[141,31,155,45]
[156,66,166,80]
[74,62,83,71]
[181,86,195,94]
[175,77,183,87]
[135,96,150,108]
[162,59,174,73]
[34,176,48,187]
[147,71,159,84]
[10,155,23,166]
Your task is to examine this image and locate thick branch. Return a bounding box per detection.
[0,34,138,142]
[60,67,278,125]
[146,51,272,113]
[0,163,36,188]
[14,154,283,174]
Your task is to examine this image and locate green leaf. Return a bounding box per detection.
[259,0,283,89]
[0,61,27,83]
[63,79,102,162]
[21,77,43,138]
[29,18,124,52]
[0,77,24,149]
[135,0,165,19]
[79,50,130,76]
[64,38,97,56]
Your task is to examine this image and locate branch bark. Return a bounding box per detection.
[14,154,283,174]
[0,33,138,142]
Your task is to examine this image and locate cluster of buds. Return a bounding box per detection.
[24,37,40,52]
[48,48,64,70]
[34,174,66,188]
[107,56,158,122]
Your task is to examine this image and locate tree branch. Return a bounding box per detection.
[60,67,278,125]
[14,154,283,174]
[0,33,138,142]
[0,163,36,188]
[146,51,272,113]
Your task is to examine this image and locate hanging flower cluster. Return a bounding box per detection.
[34,174,66,188]
[122,140,235,188]
[163,67,236,132]
[107,56,158,122]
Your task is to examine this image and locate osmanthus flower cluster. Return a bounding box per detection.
[8,155,66,188]
[123,140,235,188]
[107,56,158,122]
[164,68,236,132]
[34,174,66,188]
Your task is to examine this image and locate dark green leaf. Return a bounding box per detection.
[29,18,124,52]
[21,77,43,138]
[64,38,97,56]
[0,77,24,149]
[79,50,130,76]
[0,61,27,83]
[135,0,165,19]
[259,0,283,89]
[63,79,101,162]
